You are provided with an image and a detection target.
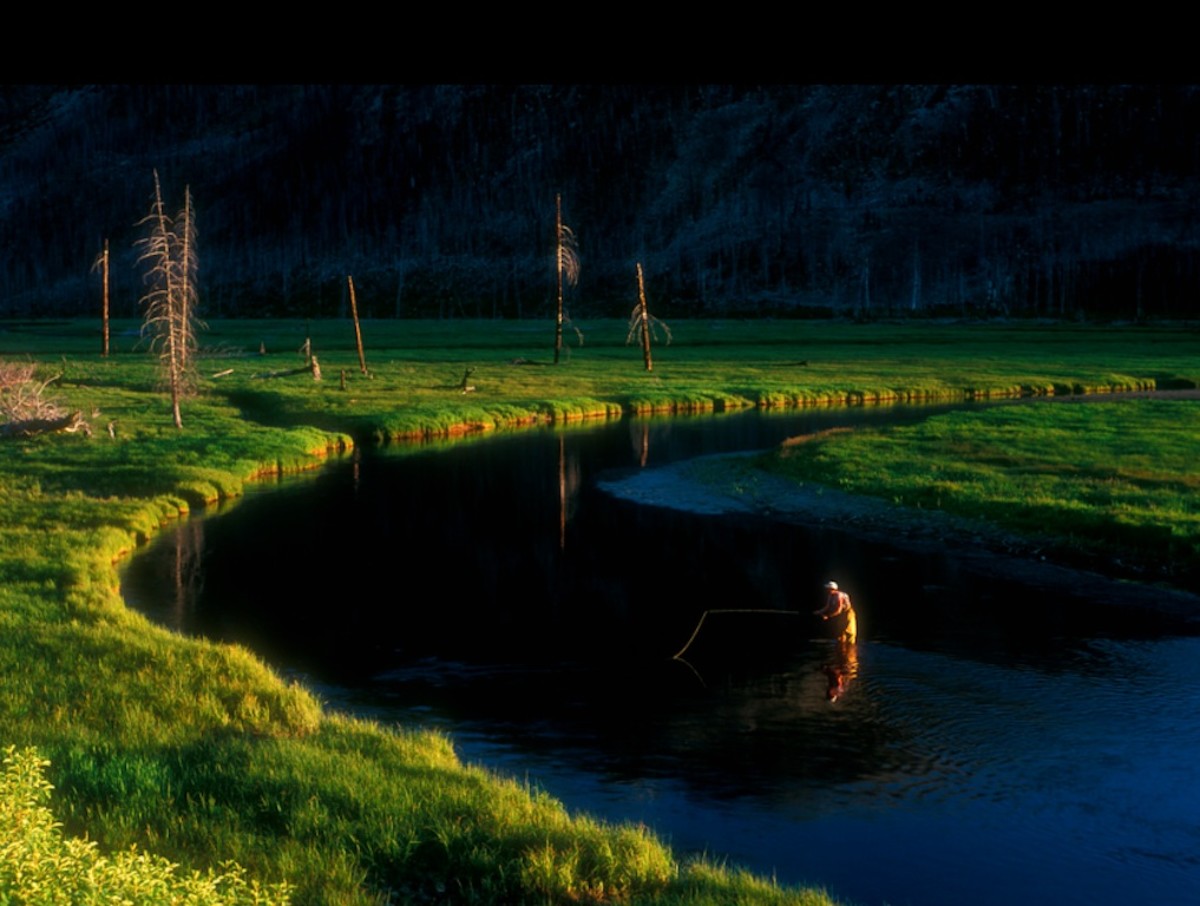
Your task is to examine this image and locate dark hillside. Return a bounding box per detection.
[2,83,1198,320]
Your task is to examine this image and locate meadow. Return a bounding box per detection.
[757,397,1200,589]
[1,316,1197,905]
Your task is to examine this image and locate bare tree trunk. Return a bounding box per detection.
[301,319,313,365]
[163,185,182,430]
[553,194,580,364]
[636,262,653,372]
[137,172,199,431]
[171,187,196,431]
[347,275,368,375]
[99,239,110,356]
[555,194,565,364]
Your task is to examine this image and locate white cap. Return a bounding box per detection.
[824,581,839,590]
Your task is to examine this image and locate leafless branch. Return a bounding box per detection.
[135,171,203,428]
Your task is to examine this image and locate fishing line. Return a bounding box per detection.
[671,608,800,660]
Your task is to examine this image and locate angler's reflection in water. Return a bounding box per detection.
[821,640,858,703]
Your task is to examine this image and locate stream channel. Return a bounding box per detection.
[120,401,1200,906]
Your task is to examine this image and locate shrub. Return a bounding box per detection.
[0,745,292,906]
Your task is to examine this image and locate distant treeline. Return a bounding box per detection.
[3,83,1199,321]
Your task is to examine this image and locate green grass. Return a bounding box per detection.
[13,318,1200,439]
[757,398,1200,587]
[1,316,1199,905]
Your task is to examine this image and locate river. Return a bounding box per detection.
[120,402,1200,906]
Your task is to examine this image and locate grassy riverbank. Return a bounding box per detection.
[755,396,1200,591]
[2,317,1198,905]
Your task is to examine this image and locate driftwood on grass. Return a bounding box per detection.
[0,364,92,439]
[252,356,322,381]
[1,410,91,438]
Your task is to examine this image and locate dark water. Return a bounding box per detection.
[121,405,1200,906]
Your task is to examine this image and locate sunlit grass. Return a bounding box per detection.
[759,398,1200,585]
[1,316,1198,904]
[15,319,1200,442]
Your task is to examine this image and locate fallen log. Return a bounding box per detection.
[252,356,322,381]
[1,410,91,438]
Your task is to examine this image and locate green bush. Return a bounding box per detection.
[0,745,292,906]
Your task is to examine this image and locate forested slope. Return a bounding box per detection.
[2,83,1198,321]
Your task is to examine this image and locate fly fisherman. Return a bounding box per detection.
[814,580,857,644]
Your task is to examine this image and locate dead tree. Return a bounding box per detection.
[135,171,201,429]
[553,194,581,364]
[627,262,672,372]
[347,275,368,375]
[91,239,110,357]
